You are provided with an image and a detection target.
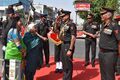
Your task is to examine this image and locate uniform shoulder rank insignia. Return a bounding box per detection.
[103,28,113,35]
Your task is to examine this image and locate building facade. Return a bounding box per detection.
[0,0,58,21]
[33,4,58,20]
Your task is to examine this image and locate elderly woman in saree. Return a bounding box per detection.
[23,23,43,80]
[4,16,26,80]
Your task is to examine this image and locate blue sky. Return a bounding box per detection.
[34,0,76,22]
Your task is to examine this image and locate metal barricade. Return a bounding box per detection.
[0,58,4,80]
[0,59,25,80]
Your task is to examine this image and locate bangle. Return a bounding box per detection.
[68,49,72,52]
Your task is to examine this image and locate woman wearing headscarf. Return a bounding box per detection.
[23,23,43,80]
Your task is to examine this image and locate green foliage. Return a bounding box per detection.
[73,0,120,23]
[105,0,118,9]
[78,11,88,20]
[16,9,25,19]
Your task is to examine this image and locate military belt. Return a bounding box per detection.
[63,41,70,44]
[100,48,118,53]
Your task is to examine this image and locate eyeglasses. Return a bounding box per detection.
[100,12,107,15]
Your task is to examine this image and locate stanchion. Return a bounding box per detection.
[0,59,25,80]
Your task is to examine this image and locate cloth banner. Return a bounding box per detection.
[48,31,62,46]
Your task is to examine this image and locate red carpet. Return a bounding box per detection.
[34,57,120,80]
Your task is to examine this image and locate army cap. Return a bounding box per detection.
[40,14,47,18]
[59,10,71,17]
[100,7,115,15]
[6,8,15,14]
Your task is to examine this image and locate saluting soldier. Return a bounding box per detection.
[99,7,120,80]
[36,14,50,67]
[59,10,76,80]
[52,9,63,73]
[83,13,100,67]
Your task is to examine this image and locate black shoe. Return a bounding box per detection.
[59,69,63,73]
[92,64,95,67]
[36,66,41,70]
[46,64,50,67]
[55,69,59,73]
[116,72,120,76]
[84,62,89,67]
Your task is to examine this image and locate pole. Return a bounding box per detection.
[76,11,78,25]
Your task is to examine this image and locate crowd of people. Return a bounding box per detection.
[83,7,120,80]
[0,4,120,80]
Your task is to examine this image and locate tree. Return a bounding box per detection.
[73,0,120,23]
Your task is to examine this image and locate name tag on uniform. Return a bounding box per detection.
[91,25,97,29]
[103,28,112,35]
[64,25,69,31]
